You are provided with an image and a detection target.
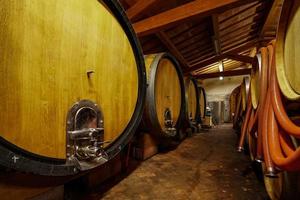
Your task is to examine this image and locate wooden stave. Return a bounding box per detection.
[0,0,147,176]
[142,53,185,139]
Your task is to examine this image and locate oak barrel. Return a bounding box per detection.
[142,53,185,139]
[198,87,207,121]
[251,53,262,109]
[0,0,146,176]
[184,77,200,128]
[276,0,300,100]
[250,46,270,110]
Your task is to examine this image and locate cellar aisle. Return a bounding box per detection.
[93,124,268,200]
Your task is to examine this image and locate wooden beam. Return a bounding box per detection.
[194,68,251,79]
[212,14,221,54]
[188,51,254,66]
[156,32,189,69]
[133,0,256,36]
[184,40,256,73]
[126,0,159,22]
[225,53,254,63]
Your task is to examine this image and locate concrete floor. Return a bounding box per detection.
[87,124,269,200]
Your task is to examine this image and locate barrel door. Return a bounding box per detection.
[0,0,146,176]
[184,77,200,127]
[143,53,185,139]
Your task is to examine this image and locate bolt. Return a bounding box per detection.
[12,155,19,164]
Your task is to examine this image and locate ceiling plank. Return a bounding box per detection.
[188,55,225,72]
[133,0,256,36]
[188,52,216,64]
[221,31,257,47]
[225,53,254,63]
[220,25,259,42]
[259,0,283,39]
[184,40,256,73]
[126,0,159,22]
[186,47,214,60]
[194,68,251,79]
[156,31,189,69]
[222,37,257,52]
[181,42,211,55]
[219,1,261,24]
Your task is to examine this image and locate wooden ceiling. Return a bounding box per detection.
[119,0,283,79]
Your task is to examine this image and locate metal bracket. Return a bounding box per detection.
[164,108,177,137]
[66,100,109,171]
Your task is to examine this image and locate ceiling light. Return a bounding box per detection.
[218,61,224,72]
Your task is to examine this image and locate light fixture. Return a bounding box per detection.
[218,61,224,80]
[218,61,224,72]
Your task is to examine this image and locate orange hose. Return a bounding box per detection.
[267,43,274,84]
[267,100,300,171]
[261,88,276,174]
[279,128,295,157]
[256,47,269,161]
[248,108,258,137]
[237,40,300,172]
[266,46,300,171]
[270,70,300,136]
[237,91,252,151]
[233,91,242,128]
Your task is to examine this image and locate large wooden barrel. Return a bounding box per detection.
[198,87,207,121]
[261,1,300,197]
[251,47,269,110]
[184,77,200,127]
[276,0,300,100]
[0,0,146,176]
[142,53,185,139]
[240,77,250,112]
[251,53,262,109]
